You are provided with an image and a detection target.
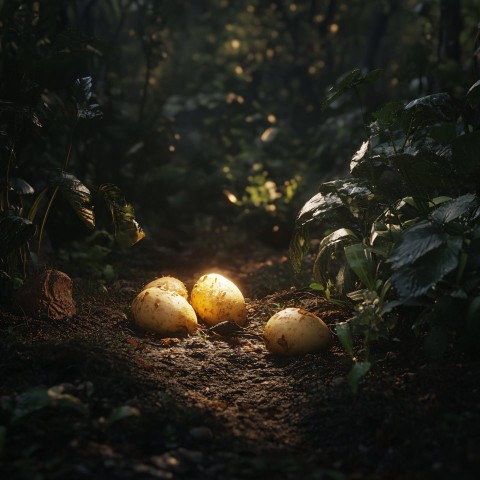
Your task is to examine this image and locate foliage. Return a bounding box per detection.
[0,3,143,294]
[291,69,480,388]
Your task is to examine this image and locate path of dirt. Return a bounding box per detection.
[1,235,480,479]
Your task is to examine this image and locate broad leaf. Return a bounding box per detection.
[389,151,454,193]
[296,191,344,226]
[363,69,384,83]
[336,322,354,357]
[389,221,447,269]
[322,69,362,110]
[73,77,102,120]
[0,215,36,258]
[51,171,95,229]
[403,93,459,130]
[391,236,463,299]
[344,243,376,291]
[99,184,145,247]
[314,229,358,293]
[350,141,369,169]
[347,362,371,394]
[430,193,478,224]
[466,80,480,109]
[319,179,372,202]
[5,176,34,195]
[373,101,404,129]
[289,225,310,274]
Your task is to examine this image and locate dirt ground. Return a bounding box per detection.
[1,233,480,480]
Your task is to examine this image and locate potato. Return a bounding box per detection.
[132,287,197,336]
[143,276,188,299]
[190,273,247,326]
[263,307,331,356]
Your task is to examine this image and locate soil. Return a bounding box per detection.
[1,232,479,480]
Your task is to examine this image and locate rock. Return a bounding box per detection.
[14,269,76,320]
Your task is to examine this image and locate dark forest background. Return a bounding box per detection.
[1,0,479,267]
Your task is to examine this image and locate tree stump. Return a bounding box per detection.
[14,269,76,320]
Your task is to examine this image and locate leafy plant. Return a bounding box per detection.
[291,70,480,389]
[0,2,144,295]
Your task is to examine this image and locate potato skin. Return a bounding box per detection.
[132,287,197,336]
[143,276,188,299]
[263,308,331,356]
[190,273,247,326]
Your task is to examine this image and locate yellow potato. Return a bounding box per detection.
[143,276,188,299]
[132,287,197,337]
[263,307,332,356]
[190,273,247,326]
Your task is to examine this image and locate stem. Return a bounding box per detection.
[37,187,58,252]
[353,86,368,135]
[37,124,77,253]
[139,63,151,123]
[3,145,14,211]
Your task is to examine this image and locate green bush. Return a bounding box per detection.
[291,71,480,387]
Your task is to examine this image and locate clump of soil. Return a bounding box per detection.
[1,240,479,479]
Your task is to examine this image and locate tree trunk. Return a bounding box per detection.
[438,0,461,62]
[362,2,398,71]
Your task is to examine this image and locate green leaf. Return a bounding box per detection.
[389,221,447,269]
[314,229,358,294]
[430,193,478,224]
[107,405,141,425]
[363,69,384,83]
[73,77,102,120]
[391,236,463,299]
[50,171,95,229]
[322,69,362,110]
[296,191,345,227]
[336,322,354,357]
[403,93,459,130]
[347,362,371,394]
[373,101,404,129]
[466,79,480,109]
[289,225,310,274]
[344,243,376,291]
[4,176,35,195]
[12,386,87,422]
[390,151,453,193]
[0,215,36,258]
[99,184,145,247]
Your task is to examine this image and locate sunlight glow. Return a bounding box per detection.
[234,65,244,75]
[231,39,241,49]
[329,23,339,34]
[267,114,277,124]
[224,190,239,204]
[260,127,274,142]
